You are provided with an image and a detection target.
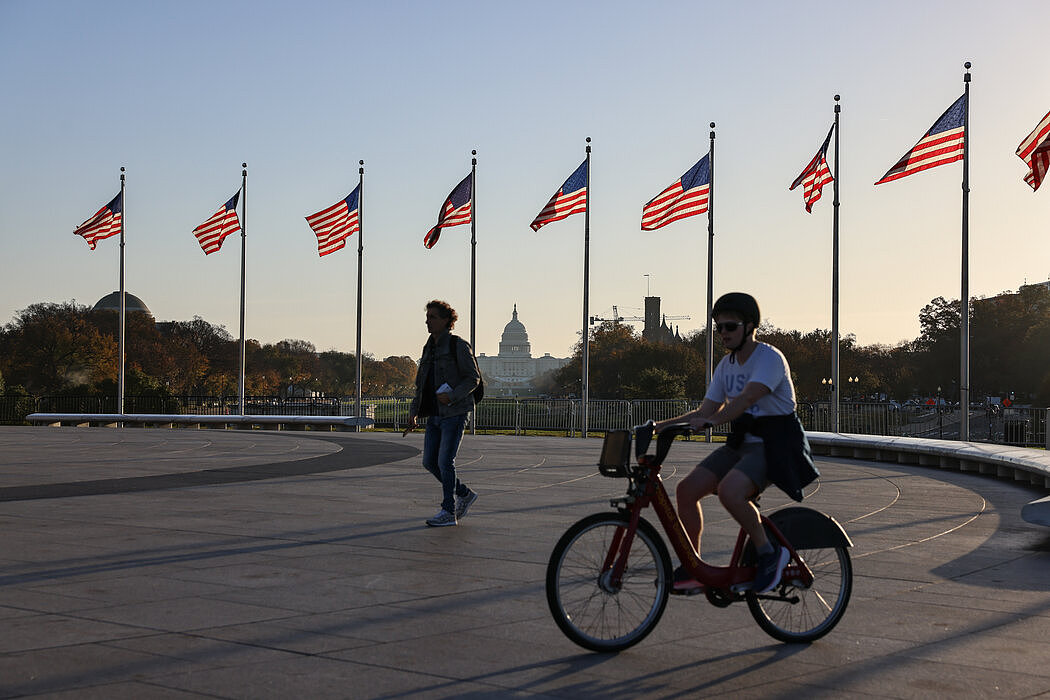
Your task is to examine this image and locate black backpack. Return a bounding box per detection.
[450,334,485,404]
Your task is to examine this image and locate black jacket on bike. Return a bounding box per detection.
[728,413,818,502]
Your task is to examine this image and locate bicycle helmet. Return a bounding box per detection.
[711,292,760,327]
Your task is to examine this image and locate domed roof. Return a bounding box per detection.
[498,305,531,358]
[92,291,154,319]
[502,304,528,342]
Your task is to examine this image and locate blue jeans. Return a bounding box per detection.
[422,413,470,513]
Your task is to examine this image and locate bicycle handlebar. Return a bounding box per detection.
[633,419,693,466]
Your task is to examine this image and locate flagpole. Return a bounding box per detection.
[832,96,841,432]
[470,149,477,436]
[238,163,247,416]
[960,63,971,441]
[582,137,591,438]
[705,123,715,442]
[355,160,364,432]
[118,167,126,417]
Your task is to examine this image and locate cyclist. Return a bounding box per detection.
[654,292,817,594]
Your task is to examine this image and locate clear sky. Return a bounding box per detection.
[2,0,1049,361]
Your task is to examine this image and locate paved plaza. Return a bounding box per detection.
[1,425,1050,698]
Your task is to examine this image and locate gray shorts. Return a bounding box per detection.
[698,443,769,490]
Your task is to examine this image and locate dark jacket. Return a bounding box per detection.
[728,413,819,502]
[410,331,481,419]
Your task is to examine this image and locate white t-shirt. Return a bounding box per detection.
[706,342,796,441]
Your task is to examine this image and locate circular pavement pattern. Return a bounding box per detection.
[0,427,1048,698]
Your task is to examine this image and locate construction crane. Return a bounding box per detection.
[590,306,690,326]
[661,313,691,323]
[590,306,641,325]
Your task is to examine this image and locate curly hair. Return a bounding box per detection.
[426,299,458,329]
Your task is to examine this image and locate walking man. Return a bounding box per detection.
[405,300,481,527]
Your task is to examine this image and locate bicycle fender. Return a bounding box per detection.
[769,506,853,549]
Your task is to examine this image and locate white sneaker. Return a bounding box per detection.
[426,509,457,527]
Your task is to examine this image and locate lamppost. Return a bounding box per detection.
[821,378,834,431]
[937,385,943,439]
[847,376,859,401]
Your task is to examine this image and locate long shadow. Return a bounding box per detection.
[0,435,419,502]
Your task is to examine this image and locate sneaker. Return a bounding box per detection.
[753,541,790,593]
[425,509,457,527]
[671,565,705,595]
[455,490,478,519]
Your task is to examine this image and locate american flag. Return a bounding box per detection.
[531,160,587,231]
[423,173,472,249]
[193,192,241,255]
[73,192,122,249]
[306,185,361,257]
[790,124,835,213]
[1017,109,1050,192]
[641,154,710,230]
[876,94,966,185]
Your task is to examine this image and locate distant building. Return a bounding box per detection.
[977,280,1050,310]
[92,291,154,320]
[641,296,683,345]
[476,306,570,396]
[1020,280,1050,294]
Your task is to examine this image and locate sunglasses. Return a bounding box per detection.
[715,321,745,333]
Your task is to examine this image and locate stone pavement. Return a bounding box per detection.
[1,425,1049,699]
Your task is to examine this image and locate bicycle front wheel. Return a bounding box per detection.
[546,512,672,652]
[746,543,852,643]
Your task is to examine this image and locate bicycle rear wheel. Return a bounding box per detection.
[546,512,672,652]
[746,542,852,643]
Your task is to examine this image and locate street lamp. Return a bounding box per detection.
[821,378,835,431]
[937,385,943,439]
[847,376,859,401]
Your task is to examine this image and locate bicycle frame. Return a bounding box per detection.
[603,426,814,594]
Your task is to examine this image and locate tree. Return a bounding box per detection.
[552,323,705,400]
[971,285,1050,402]
[159,317,235,394]
[914,296,963,398]
[363,355,416,395]
[317,350,359,396]
[624,367,685,399]
[0,302,112,393]
[254,339,320,396]
[5,291,1050,406]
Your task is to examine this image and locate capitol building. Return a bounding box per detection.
[476,306,570,397]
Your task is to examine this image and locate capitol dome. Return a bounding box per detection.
[498,305,531,357]
[92,291,154,319]
[475,304,570,397]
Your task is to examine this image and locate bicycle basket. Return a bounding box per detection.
[598,430,631,477]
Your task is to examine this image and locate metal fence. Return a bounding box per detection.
[2,394,1046,448]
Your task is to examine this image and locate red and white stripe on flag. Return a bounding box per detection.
[530,188,586,231]
[193,194,241,255]
[876,95,966,185]
[790,154,833,213]
[437,199,472,229]
[423,201,471,248]
[878,127,964,183]
[73,193,122,250]
[532,160,588,232]
[1017,109,1050,192]
[641,181,709,230]
[423,174,472,248]
[306,200,359,257]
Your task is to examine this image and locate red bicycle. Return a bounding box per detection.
[546,420,852,652]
